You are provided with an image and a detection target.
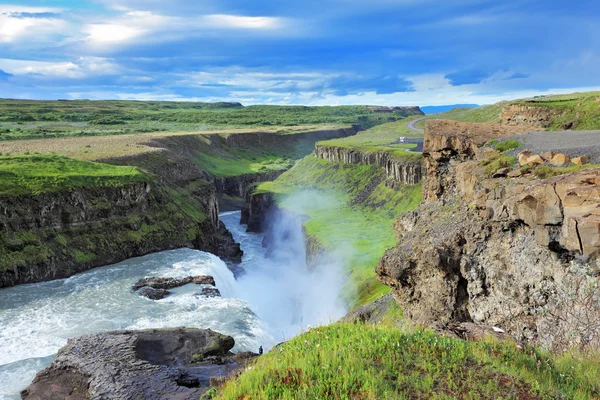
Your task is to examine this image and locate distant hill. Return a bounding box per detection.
[421,104,479,114]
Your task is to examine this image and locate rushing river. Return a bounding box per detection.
[0,211,346,399]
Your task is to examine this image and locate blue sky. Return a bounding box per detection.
[0,0,599,106]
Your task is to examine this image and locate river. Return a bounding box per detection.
[0,211,347,399]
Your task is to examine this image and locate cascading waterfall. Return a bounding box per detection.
[0,210,347,400]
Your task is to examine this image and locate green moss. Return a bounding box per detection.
[218,323,600,399]
[0,155,149,196]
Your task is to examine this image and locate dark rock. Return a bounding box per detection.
[137,286,171,300]
[22,328,241,400]
[198,287,221,298]
[343,293,395,324]
[132,275,216,291]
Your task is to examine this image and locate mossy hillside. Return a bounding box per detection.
[512,92,600,130]
[0,182,208,275]
[218,323,600,400]
[317,117,424,162]
[0,155,148,196]
[0,99,420,140]
[256,155,422,306]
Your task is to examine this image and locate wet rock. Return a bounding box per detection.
[132,275,216,291]
[343,293,395,324]
[138,286,171,300]
[198,287,221,298]
[22,328,240,400]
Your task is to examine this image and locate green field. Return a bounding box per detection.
[218,323,600,399]
[0,99,421,140]
[0,155,148,196]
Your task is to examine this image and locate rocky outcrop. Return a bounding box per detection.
[21,328,251,400]
[377,120,600,345]
[132,275,217,300]
[240,191,275,233]
[499,104,564,129]
[314,145,423,185]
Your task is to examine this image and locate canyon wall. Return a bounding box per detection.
[314,145,422,185]
[377,120,599,344]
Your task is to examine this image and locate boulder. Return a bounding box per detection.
[21,328,240,400]
[550,153,570,166]
[138,286,171,300]
[526,155,544,166]
[132,275,216,291]
[572,155,590,165]
[540,151,556,161]
[507,169,524,178]
[518,151,533,166]
[492,167,510,178]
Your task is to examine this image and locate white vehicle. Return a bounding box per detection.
[399,137,406,143]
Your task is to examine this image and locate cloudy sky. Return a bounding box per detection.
[0,0,599,106]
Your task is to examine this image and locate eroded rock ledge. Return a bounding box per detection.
[22,328,256,400]
[314,145,422,185]
[377,120,599,344]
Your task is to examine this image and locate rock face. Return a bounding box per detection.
[240,192,275,233]
[314,145,423,185]
[499,104,565,128]
[137,286,171,300]
[377,120,600,344]
[0,149,242,288]
[21,328,245,400]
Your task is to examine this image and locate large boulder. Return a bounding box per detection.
[21,328,241,400]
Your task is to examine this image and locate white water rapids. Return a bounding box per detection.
[0,211,347,399]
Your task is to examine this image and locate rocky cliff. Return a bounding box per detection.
[314,145,422,185]
[377,120,599,346]
[499,104,564,129]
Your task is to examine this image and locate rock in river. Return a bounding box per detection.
[21,328,249,400]
[132,275,216,291]
[137,286,171,300]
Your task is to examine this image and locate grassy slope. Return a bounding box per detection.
[219,324,600,399]
[318,117,423,161]
[0,99,419,140]
[0,155,148,196]
[256,155,422,306]
[419,91,600,130]
[513,92,600,130]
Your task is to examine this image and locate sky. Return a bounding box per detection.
[0,0,599,106]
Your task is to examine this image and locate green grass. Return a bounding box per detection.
[317,117,424,162]
[218,323,600,399]
[0,99,422,140]
[532,164,600,179]
[0,155,149,196]
[255,156,422,306]
[481,154,517,176]
[487,139,522,152]
[513,92,600,130]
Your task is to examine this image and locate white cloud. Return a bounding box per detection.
[81,10,293,49]
[202,14,284,30]
[0,7,67,43]
[0,57,121,78]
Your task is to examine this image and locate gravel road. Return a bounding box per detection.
[505,130,600,163]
